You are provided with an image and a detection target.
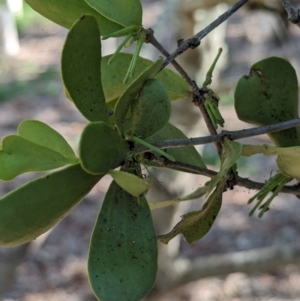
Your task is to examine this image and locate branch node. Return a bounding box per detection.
[188,38,201,49]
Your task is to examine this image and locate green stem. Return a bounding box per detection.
[203,48,223,87]
[108,33,133,65]
[123,54,136,84]
[123,36,145,84]
[258,175,291,218]
[128,136,176,162]
[130,36,146,76]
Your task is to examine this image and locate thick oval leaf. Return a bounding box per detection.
[234,57,300,147]
[79,122,129,174]
[85,0,142,27]
[109,169,149,197]
[0,164,102,246]
[113,57,163,134]
[18,120,76,159]
[130,78,171,139]
[88,180,157,301]
[62,15,109,123]
[25,0,123,36]
[0,135,78,181]
[102,53,191,103]
[158,179,224,244]
[145,122,206,171]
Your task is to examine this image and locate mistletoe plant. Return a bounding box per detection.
[1,0,300,300]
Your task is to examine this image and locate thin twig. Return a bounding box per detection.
[279,0,300,27]
[136,118,300,153]
[147,31,223,156]
[161,0,249,69]
[152,156,217,178]
[152,157,300,197]
[146,33,198,93]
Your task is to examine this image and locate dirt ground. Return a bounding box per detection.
[2,1,300,301]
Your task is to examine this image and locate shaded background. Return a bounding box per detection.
[1,0,300,300]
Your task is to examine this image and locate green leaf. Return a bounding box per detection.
[158,180,224,244]
[102,53,191,103]
[62,15,109,123]
[79,122,129,175]
[113,57,163,134]
[0,135,78,181]
[130,78,171,139]
[145,122,206,172]
[18,120,77,159]
[149,182,209,210]
[0,164,102,246]
[206,139,242,196]
[85,0,142,27]
[109,169,149,197]
[88,180,157,301]
[25,0,123,36]
[234,57,300,147]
